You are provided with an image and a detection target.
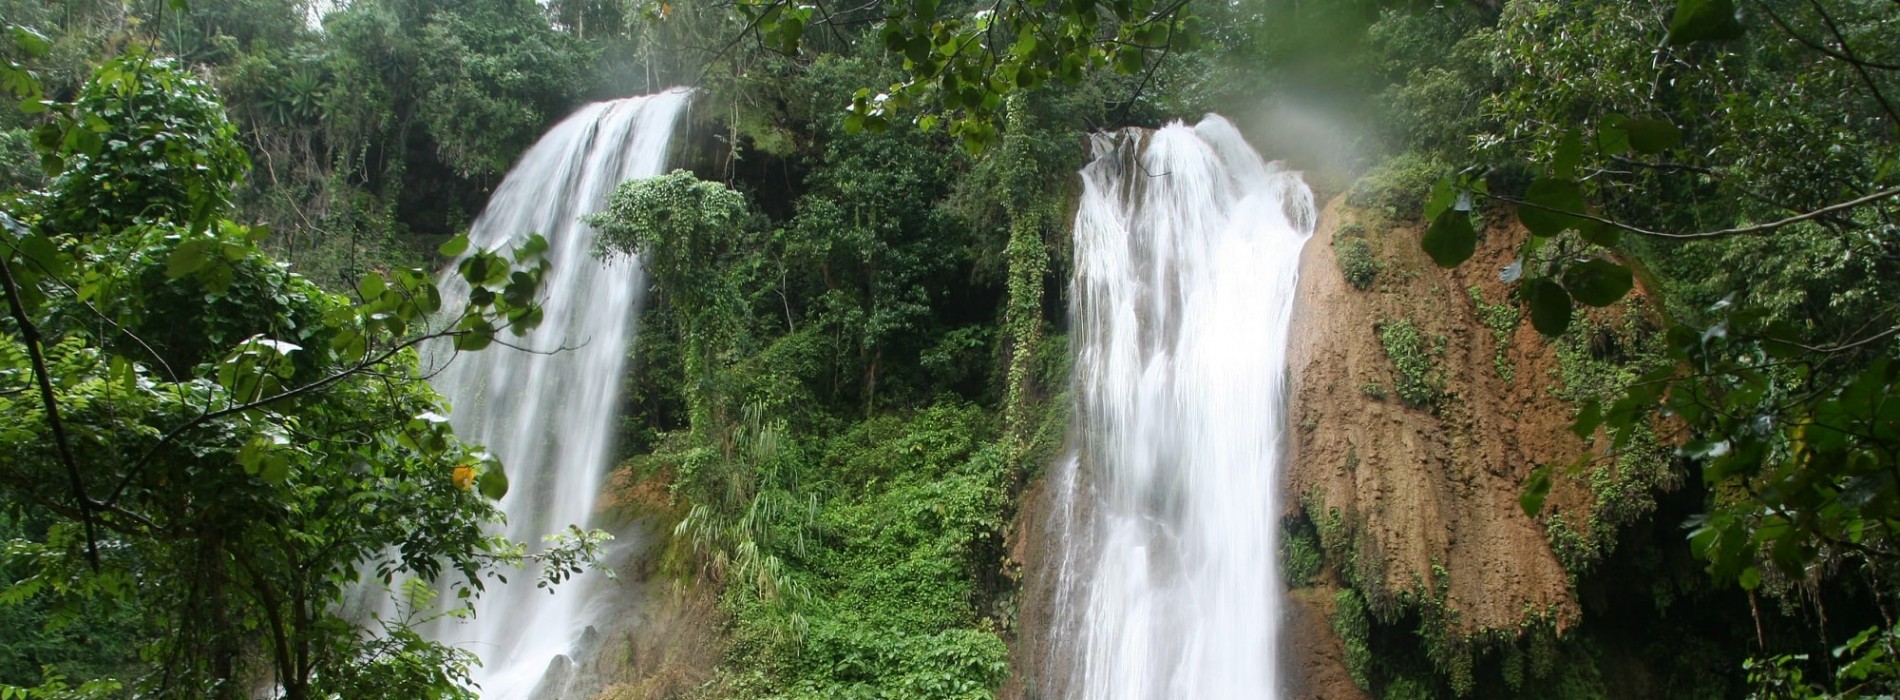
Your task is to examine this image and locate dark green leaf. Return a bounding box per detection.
[1519,177,1587,238]
[1626,118,1683,154]
[1562,259,1634,307]
[1524,277,1573,336]
[17,235,69,278]
[1424,175,1456,222]
[1552,130,1583,179]
[455,328,493,352]
[1572,399,1603,440]
[1668,0,1744,45]
[1421,208,1477,268]
[1521,464,1553,516]
[1597,114,1631,156]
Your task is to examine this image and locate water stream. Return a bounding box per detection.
[426,89,691,700]
[1048,115,1315,699]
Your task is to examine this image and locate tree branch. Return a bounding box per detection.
[1490,185,1900,240]
[0,255,100,569]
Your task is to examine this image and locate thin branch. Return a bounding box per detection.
[1797,0,1900,129]
[0,256,101,569]
[1751,0,1900,71]
[1489,185,1900,240]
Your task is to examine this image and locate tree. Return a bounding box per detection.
[1397,0,1899,693]
[0,45,599,699]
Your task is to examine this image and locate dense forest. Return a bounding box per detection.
[0,0,1896,698]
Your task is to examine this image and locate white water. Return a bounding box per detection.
[426,89,692,700]
[1048,115,1315,700]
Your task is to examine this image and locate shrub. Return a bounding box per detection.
[1346,152,1450,222]
[1337,236,1382,290]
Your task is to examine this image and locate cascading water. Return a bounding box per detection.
[425,89,691,700]
[1047,115,1315,699]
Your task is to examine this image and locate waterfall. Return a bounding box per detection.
[426,89,691,700]
[1048,115,1315,699]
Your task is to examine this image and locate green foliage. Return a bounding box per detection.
[1281,519,1322,588]
[412,0,591,177]
[1382,676,1433,700]
[1348,153,1450,224]
[1376,318,1446,409]
[0,49,601,698]
[38,50,249,236]
[1335,234,1381,291]
[1469,286,1518,383]
[1334,588,1372,690]
[1745,624,1900,699]
[0,128,36,191]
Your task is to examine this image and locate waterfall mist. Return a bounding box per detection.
[424,89,691,700]
[1047,114,1315,699]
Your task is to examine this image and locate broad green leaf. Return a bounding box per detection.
[17,235,69,277]
[1626,118,1683,154]
[8,27,50,58]
[455,328,493,352]
[1668,0,1743,45]
[260,455,290,484]
[1524,277,1573,336]
[357,272,386,300]
[1597,114,1632,156]
[166,239,216,278]
[1520,464,1553,516]
[438,233,470,257]
[1578,220,1621,247]
[1518,177,1587,238]
[1421,208,1476,268]
[1572,399,1603,440]
[1551,130,1583,179]
[478,468,509,500]
[1562,259,1634,307]
[1424,175,1456,222]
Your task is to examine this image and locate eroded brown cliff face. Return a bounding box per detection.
[1281,197,1598,692]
